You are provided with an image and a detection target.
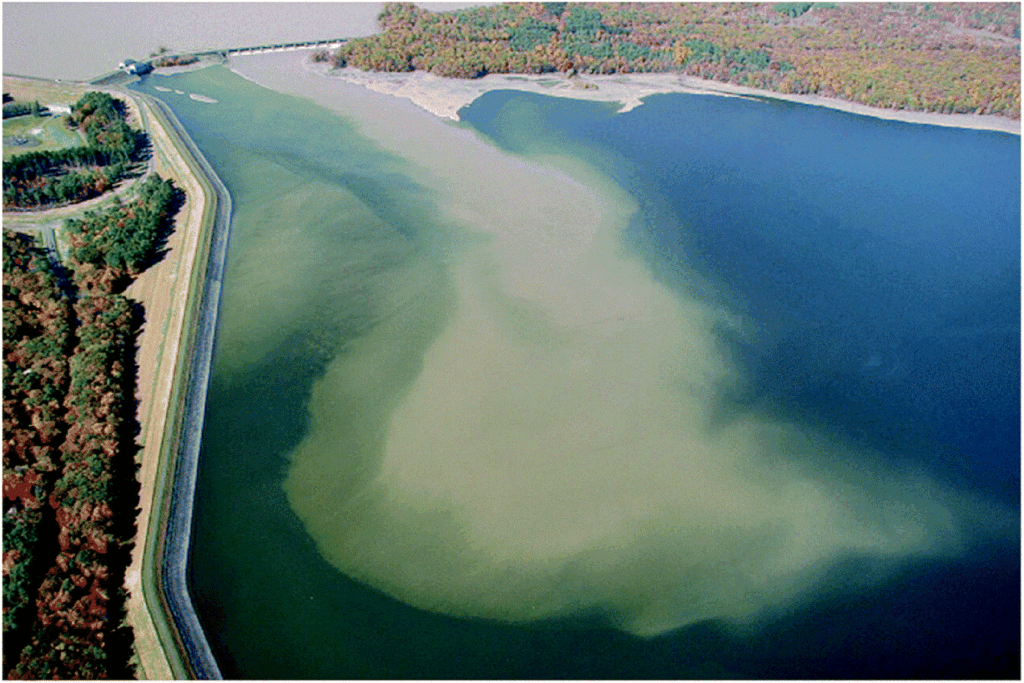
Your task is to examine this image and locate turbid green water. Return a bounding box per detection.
[134,66,469,676]
[132,63,1018,679]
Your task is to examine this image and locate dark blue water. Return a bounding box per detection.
[461,91,1021,506]
[459,91,1021,679]
[139,66,1020,679]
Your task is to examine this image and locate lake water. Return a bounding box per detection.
[130,65,1019,679]
[3,2,474,82]
[3,3,379,81]
[461,90,1021,503]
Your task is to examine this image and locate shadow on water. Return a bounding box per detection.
[268,149,445,244]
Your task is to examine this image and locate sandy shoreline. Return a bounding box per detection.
[289,58,1021,135]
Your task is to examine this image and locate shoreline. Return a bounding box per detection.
[223,50,1019,651]
[1,73,221,679]
[64,83,227,679]
[115,89,198,681]
[120,90,227,680]
[5,47,1014,678]
[299,59,1020,135]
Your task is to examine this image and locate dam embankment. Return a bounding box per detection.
[150,93,229,681]
[120,90,228,680]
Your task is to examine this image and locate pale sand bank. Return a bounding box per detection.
[288,56,1020,134]
[226,51,1012,636]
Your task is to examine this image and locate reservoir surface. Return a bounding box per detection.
[131,64,1019,679]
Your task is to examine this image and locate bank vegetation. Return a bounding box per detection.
[323,2,1020,119]
[2,174,180,678]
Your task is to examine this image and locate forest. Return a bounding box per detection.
[2,174,179,678]
[330,2,1020,118]
[3,92,144,209]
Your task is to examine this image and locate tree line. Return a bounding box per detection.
[3,101,44,119]
[3,92,145,210]
[150,54,198,68]
[2,173,179,678]
[327,2,1020,119]
[65,176,178,280]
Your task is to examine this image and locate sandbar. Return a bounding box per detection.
[291,57,1021,135]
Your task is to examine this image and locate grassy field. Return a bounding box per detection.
[3,113,86,159]
[3,76,90,159]
[3,75,87,106]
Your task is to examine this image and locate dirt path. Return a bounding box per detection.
[2,164,154,227]
[4,74,212,679]
[118,90,211,681]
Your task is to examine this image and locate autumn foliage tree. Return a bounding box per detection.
[3,172,179,678]
[3,233,72,669]
[65,175,178,287]
[332,2,1020,119]
[3,92,145,210]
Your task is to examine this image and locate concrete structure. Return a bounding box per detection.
[225,38,346,55]
[149,38,348,65]
[119,59,153,75]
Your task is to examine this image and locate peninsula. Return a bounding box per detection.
[324,2,1020,121]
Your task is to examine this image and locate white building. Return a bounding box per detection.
[118,59,152,75]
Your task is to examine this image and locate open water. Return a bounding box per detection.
[3,3,467,82]
[131,66,1019,679]
[461,90,1021,504]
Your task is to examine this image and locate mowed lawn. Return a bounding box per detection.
[3,76,89,159]
[3,113,87,160]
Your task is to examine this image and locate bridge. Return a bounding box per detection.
[221,38,346,56]
[177,38,348,61]
[90,38,347,85]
